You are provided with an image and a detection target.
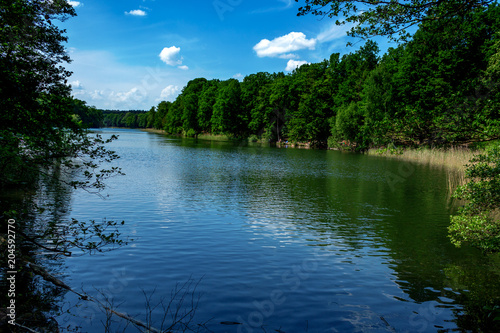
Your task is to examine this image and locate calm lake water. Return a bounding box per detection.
[53,128,499,332]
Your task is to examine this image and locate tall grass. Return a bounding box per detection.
[367,146,475,172]
[368,147,477,200]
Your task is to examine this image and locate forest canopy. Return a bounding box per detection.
[295,0,497,42]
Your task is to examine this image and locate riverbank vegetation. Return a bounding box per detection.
[368,146,477,172]
[449,145,500,253]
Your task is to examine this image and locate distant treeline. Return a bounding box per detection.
[76,4,500,149]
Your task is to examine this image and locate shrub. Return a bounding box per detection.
[449,144,500,252]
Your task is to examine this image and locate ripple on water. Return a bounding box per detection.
[53,129,499,332]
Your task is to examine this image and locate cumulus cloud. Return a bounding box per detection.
[90,90,104,100]
[159,85,181,101]
[70,80,83,89]
[125,9,147,16]
[68,1,82,8]
[110,87,146,105]
[159,46,182,65]
[159,46,188,69]
[253,32,316,58]
[285,59,309,71]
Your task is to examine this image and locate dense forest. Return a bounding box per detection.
[77,3,500,150]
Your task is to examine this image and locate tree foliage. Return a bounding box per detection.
[295,0,496,42]
[449,144,500,252]
[0,0,122,191]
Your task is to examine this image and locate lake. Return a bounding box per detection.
[48,128,500,332]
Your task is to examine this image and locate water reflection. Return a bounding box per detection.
[0,166,75,331]
[9,128,499,332]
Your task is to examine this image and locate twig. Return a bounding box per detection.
[15,322,40,333]
[26,261,165,333]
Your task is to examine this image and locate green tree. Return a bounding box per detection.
[241,72,273,136]
[335,40,379,106]
[164,99,182,134]
[0,3,130,328]
[0,0,77,172]
[197,80,220,133]
[393,4,500,145]
[362,46,405,146]
[328,41,379,148]
[124,112,138,128]
[453,29,500,144]
[267,73,292,141]
[137,112,148,128]
[0,0,120,191]
[333,102,364,145]
[71,98,103,128]
[155,101,171,130]
[211,79,245,136]
[287,61,333,144]
[449,144,500,253]
[181,78,207,136]
[295,0,495,41]
[146,106,157,128]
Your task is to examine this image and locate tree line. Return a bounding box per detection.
[78,3,500,150]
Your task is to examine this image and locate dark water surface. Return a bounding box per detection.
[54,128,499,332]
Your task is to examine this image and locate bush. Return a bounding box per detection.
[449,144,500,253]
[185,129,197,137]
[248,134,259,142]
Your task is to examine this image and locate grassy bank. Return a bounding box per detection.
[141,129,229,140]
[196,133,232,141]
[141,128,167,135]
[142,129,262,143]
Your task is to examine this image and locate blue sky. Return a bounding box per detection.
[62,0,393,110]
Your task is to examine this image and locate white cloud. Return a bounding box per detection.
[233,73,244,80]
[68,1,82,8]
[278,53,299,59]
[70,80,83,89]
[277,0,293,9]
[253,32,316,58]
[90,90,104,100]
[159,46,183,66]
[252,0,293,14]
[159,85,181,101]
[285,59,309,71]
[110,87,146,104]
[317,23,355,42]
[67,49,193,110]
[125,9,147,16]
[178,65,189,71]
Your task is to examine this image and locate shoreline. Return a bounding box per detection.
[140,128,477,172]
[142,128,475,193]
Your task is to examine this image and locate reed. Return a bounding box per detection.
[367,146,476,172]
[368,147,477,199]
[196,133,231,141]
